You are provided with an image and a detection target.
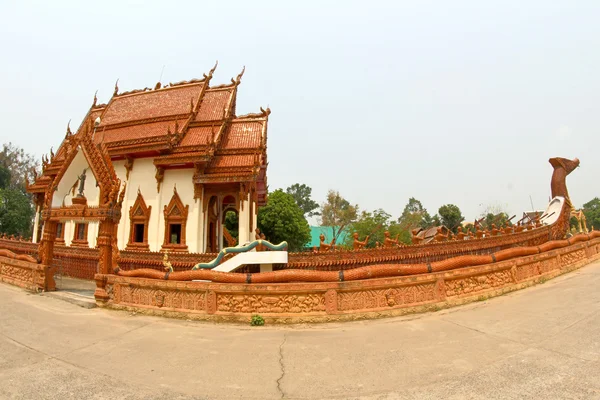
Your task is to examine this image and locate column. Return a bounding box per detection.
[32,205,40,243]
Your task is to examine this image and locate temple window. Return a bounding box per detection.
[169,224,182,244]
[71,222,88,247]
[55,222,65,244]
[127,189,151,251]
[162,186,189,252]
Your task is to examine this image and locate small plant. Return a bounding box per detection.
[251,315,265,326]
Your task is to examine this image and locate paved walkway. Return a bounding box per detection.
[1,262,600,399]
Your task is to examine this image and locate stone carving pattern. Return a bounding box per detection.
[217,293,326,313]
[516,262,540,281]
[116,284,205,310]
[560,250,586,268]
[445,270,512,297]
[337,283,436,311]
[0,263,33,283]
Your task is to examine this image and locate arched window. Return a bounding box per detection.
[163,186,189,252]
[127,189,151,251]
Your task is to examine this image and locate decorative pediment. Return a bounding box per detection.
[163,186,189,221]
[127,189,151,250]
[129,189,152,221]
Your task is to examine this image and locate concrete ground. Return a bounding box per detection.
[1,262,600,400]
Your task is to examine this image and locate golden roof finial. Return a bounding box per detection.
[65,120,72,137]
[93,90,98,107]
[236,66,245,84]
[113,79,119,96]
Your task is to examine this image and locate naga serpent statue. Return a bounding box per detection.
[548,157,579,240]
[113,157,587,283]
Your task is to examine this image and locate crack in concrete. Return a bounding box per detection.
[276,332,287,398]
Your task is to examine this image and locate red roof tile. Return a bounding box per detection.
[179,126,214,147]
[195,88,233,122]
[221,121,264,149]
[212,154,255,168]
[101,84,202,126]
[95,120,176,144]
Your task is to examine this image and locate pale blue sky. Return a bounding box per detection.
[1,0,598,222]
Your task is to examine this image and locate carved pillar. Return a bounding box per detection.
[97,220,115,275]
[39,221,57,265]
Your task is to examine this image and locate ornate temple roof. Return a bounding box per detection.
[28,63,269,205]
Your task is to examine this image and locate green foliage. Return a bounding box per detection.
[250,315,265,326]
[481,212,510,230]
[0,187,34,237]
[398,197,433,230]
[583,197,600,230]
[286,183,320,217]
[320,190,358,244]
[0,143,38,237]
[258,190,311,251]
[0,142,39,189]
[438,204,464,233]
[344,209,390,248]
[224,210,239,240]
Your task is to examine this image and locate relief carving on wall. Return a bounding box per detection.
[337,283,437,311]
[217,293,326,314]
[0,263,33,283]
[445,270,512,297]
[116,284,206,311]
[516,262,541,281]
[560,249,586,268]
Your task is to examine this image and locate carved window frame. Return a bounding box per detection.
[71,222,89,247]
[55,222,65,245]
[127,190,151,251]
[162,187,189,252]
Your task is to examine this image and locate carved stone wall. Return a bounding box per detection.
[0,255,55,292]
[94,237,600,323]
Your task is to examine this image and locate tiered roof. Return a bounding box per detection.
[28,63,269,205]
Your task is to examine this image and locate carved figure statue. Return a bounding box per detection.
[319,234,335,251]
[77,169,87,197]
[255,228,263,252]
[411,229,423,245]
[475,226,484,239]
[383,231,399,248]
[352,232,369,250]
[260,233,268,250]
[455,226,466,241]
[434,227,448,242]
[503,223,513,235]
[491,224,500,236]
[162,251,173,272]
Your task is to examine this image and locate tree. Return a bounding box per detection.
[286,183,320,217]
[257,189,311,251]
[345,209,391,248]
[0,143,39,237]
[398,197,433,230]
[224,210,239,240]
[438,204,464,233]
[0,163,10,190]
[320,190,358,244]
[583,197,600,231]
[0,142,39,189]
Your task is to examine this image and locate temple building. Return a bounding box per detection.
[27,63,269,254]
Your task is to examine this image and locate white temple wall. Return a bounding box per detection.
[88,221,98,247]
[158,168,200,253]
[117,158,160,251]
[238,194,250,245]
[64,221,72,246]
[52,150,100,208]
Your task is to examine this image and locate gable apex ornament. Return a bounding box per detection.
[113,79,119,96]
